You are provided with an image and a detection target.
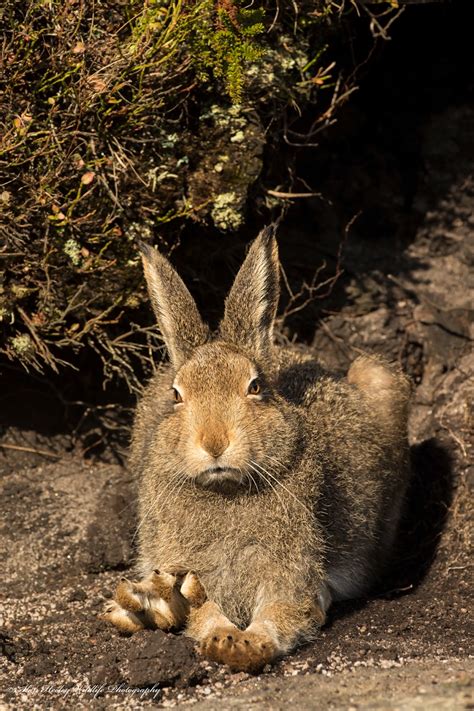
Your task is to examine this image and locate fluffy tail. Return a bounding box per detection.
[347,354,411,438]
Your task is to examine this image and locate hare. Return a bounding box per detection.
[102,226,411,672]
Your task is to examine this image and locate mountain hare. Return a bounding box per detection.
[102,226,410,672]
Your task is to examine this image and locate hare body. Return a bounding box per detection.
[132,347,409,622]
[103,227,410,671]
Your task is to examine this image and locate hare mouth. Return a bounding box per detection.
[196,467,244,491]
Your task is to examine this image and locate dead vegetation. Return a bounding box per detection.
[0,0,401,388]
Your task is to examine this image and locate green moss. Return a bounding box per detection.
[192,2,265,103]
[127,0,265,104]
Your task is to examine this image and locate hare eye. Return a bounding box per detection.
[172,387,183,404]
[247,378,261,396]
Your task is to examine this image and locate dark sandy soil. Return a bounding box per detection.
[1,101,473,711]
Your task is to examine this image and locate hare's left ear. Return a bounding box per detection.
[139,242,209,369]
[219,225,280,360]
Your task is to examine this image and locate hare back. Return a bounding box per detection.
[299,354,410,598]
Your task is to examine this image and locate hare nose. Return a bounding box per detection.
[200,432,230,459]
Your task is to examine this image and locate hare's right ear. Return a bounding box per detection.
[219,225,279,361]
[139,242,209,369]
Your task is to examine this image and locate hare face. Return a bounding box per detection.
[166,342,294,492]
[138,228,296,493]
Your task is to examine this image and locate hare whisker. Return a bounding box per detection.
[251,460,313,517]
[153,469,190,519]
[243,467,253,495]
[245,467,260,495]
[262,453,290,472]
[172,471,191,504]
[248,460,290,521]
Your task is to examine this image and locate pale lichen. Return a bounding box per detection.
[0,306,9,321]
[211,192,243,231]
[126,222,153,243]
[11,333,35,356]
[64,239,82,266]
[188,103,264,230]
[230,130,245,144]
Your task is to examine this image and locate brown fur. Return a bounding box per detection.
[101,226,411,672]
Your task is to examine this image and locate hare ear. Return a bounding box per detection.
[219,225,279,360]
[139,242,209,369]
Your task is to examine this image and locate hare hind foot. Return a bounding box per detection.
[201,626,277,673]
[101,570,201,634]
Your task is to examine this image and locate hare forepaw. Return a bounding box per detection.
[179,570,207,608]
[184,588,279,672]
[100,570,197,634]
[200,627,278,673]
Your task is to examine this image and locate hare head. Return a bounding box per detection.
[139,227,297,493]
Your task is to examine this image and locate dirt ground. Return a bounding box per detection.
[1,105,473,711]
